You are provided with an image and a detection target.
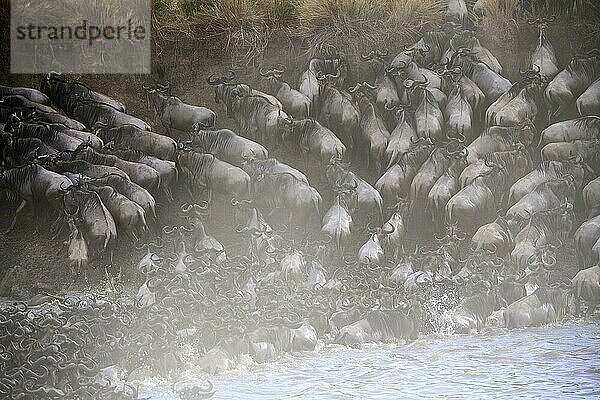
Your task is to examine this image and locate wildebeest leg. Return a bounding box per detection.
[587,303,597,317]
[5,199,27,234]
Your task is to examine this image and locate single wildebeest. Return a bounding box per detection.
[20,107,87,130]
[527,17,559,80]
[0,164,72,232]
[94,122,177,161]
[572,265,600,316]
[576,77,600,116]
[5,117,83,152]
[447,280,501,333]
[71,97,150,131]
[40,71,125,114]
[583,176,600,218]
[503,284,569,329]
[259,65,311,118]
[188,124,268,167]
[1,84,51,105]
[0,136,56,167]
[143,82,216,135]
[177,148,251,201]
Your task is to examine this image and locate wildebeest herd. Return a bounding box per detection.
[1,4,600,398]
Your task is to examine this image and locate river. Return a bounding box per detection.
[140,319,600,399]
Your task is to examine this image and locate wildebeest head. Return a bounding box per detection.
[206,70,236,105]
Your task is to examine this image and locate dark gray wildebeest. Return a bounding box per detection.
[326,157,383,222]
[0,95,57,116]
[486,67,545,127]
[350,82,390,174]
[509,159,588,205]
[75,147,161,193]
[47,159,130,182]
[383,103,417,169]
[538,116,600,147]
[375,136,434,205]
[452,47,512,106]
[241,157,308,185]
[1,84,51,105]
[0,163,72,233]
[382,199,409,259]
[0,136,56,167]
[71,97,151,131]
[321,179,358,257]
[445,0,467,24]
[574,214,600,269]
[231,93,288,144]
[259,65,311,119]
[253,170,322,235]
[409,139,467,221]
[188,124,268,167]
[299,52,350,104]
[5,117,83,152]
[527,16,559,80]
[471,215,514,256]
[466,122,535,164]
[19,107,87,131]
[94,123,177,161]
[386,53,443,94]
[572,265,600,316]
[89,173,156,220]
[576,77,600,116]
[90,184,148,242]
[427,144,469,228]
[402,76,445,142]
[437,65,486,118]
[207,70,282,117]
[314,70,360,152]
[279,117,346,167]
[503,283,569,329]
[510,202,575,270]
[583,176,600,218]
[444,28,502,74]
[334,300,422,345]
[507,177,577,222]
[143,82,216,135]
[360,50,400,112]
[357,222,395,265]
[40,71,125,114]
[101,146,177,201]
[30,121,103,148]
[442,73,474,141]
[177,148,251,202]
[545,49,600,121]
[59,183,117,280]
[393,23,459,68]
[447,280,501,333]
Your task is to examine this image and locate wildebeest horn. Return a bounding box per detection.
[416,74,429,86]
[206,74,220,85]
[142,82,155,91]
[385,102,397,111]
[361,51,375,60]
[259,67,273,77]
[381,222,395,235]
[348,83,362,93]
[376,50,388,57]
[403,79,415,88]
[362,82,376,90]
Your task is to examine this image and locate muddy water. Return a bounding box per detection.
[141,320,599,399]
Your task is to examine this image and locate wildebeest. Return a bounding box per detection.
[88,173,156,220]
[0,136,56,167]
[1,84,51,105]
[232,93,287,144]
[188,124,268,167]
[583,176,600,218]
[447,280,500,333]
[326,157,383,221]
[6,118,83,152]
[299,53,349,104]
[95,123,177,161]
[334,302,422,345]
[0,164,72,232]
[177,149,251,201]
[321,180,358,257]
[361,50,400,111]
[102,146,178,201]
[427,147,468,227]
[403,76,445,141]
[538,116,600,147]
[503,284,568,329]
[507,178,576,222]
[576,77,600,116]
[75,147,161,193]
[357,223,395,265]
[445,0,467,25]
[466,123,535,164]
[350,83,390,173]
[540,140,600,170]
[259,65,311,119]
[574,214,600,269]
[143,82,216,134]
[242,157,308,185]
[384,103,417,169]
[376,136,434,205]
[40,71,125,114]
[471,216,514,256]
[279,117,346,167]
[314,71,360,152]
[528,16,559,80]
[91,184,148,242]
[19,108,87,131]
[572,265,600,316]
[544,50,600,120]
[447,29,502,74]
[71,98,151,131]
[0,95,57,116]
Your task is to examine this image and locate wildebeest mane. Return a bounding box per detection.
[572,116,600,131]
[566,55,600,82]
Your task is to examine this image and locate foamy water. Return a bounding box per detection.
[139,319,600,399]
